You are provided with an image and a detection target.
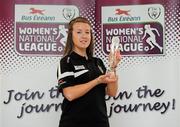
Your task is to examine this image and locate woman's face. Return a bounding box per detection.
[72,22,91,53]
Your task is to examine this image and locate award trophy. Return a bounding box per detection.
[108,36,119,74]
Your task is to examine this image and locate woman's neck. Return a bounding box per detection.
[73,48,87,58]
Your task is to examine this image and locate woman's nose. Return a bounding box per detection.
[82,33,87,38]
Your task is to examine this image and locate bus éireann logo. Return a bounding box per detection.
[29,8,45,15]
[115,9,131,16]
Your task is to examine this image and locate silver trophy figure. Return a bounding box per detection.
[109,36,120,73]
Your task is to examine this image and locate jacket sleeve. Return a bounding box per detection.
[57,56,75,92]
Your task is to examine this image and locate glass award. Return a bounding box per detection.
[109,36,119,73]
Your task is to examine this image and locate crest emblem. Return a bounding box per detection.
[62,8,76,20]
[148,7,161,20]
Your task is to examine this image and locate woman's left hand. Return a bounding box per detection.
[105,72,118,83]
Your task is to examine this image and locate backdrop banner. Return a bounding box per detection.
[0,0,95,127]
[95,0,180,127]
[0,0,180,127]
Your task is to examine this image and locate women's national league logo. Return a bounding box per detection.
[15,4,79,56]
[101,4,164,56]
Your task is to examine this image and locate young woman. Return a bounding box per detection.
[57,16,121,127]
